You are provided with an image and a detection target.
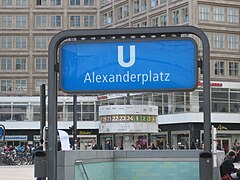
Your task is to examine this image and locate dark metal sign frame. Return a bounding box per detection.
[48,26,211,180]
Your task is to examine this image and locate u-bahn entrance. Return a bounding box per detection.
[48,26,211,180]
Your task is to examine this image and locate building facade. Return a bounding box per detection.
[0,0,240,150]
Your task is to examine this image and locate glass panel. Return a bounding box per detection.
[211,88,228,112]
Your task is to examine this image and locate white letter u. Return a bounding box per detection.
[118,45,135,68]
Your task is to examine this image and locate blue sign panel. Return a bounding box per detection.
[0,127,2,139]
[60,39,197,93]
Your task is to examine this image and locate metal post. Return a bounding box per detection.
[126,93,130,105]
[73,95,77,150]
[40,84,46,140]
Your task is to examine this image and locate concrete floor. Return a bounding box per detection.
[0,165,34,180]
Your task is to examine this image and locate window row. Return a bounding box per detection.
[205,32,239,50]
[35,15,95,28]
[0,79,47,93]
[2,33,238,52]
[0,14,95,28]
[100,89,240,114]
[0,57,47,72]
[0,100,97,122]
[0,0,95,6]
[213,61,240,77]
[0,15,27,28]
[101,5,188,27]
[0,36,51,50]
[1,36,27,49]
[36,0,94,6]
[0,0,27,6]
[199,5,239,24]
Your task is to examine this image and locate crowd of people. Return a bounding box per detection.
[0,143,43,166]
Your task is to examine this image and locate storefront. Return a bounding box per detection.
[3,135,28,146]
[77,130,98,150]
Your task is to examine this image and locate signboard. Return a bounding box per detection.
[99,122,158,134]
[0,127,2,139]
[60,38,197,93]
[0,135,27,141]
[100,115,157,123]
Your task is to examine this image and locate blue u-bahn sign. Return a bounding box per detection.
[60,38,197,93]
[0,127,2,139]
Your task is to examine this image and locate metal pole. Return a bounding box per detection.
[73,95,77,150]
[202,36,211,152]
[40,84,46,140]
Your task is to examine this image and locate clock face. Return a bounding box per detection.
[125,136,129,141]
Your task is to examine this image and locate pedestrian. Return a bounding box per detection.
[220,150,240,179]
[91,140,99,150]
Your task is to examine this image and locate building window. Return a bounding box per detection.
[16,58,26,70]
[84,15,94,27]
[36,0,47,6]
[133,0,140,14]
[213,6,225,22]
[228,34,239,50]
[181,7,188,23]
[15,79,27,92]
[16,0,27,6]
[51,0,61,6]
[211,88,228,113]
[84,0,94,6]
[214,34,225,49]
[36,36,48,49]
[1,0,12,6]
[227,8,239,24]
[133,0,147,14]
[160,0,166,4]
[172,10,179,25]
[229,62,239,77]
[1,80,12,92]
[1,15,12,28]
[214,61,225,76]
[82,102,94,121]
[0,57,12,70]
[116,4,129,21]
[35,57,47,71]
[160,14,167,26]
[50,15,62,27]
[1,36,12,49]
[15,36,27,49]
[151,17,158,27]
[133,21,147,27]
[16,15,27,28]
[101,0,112,5]
[141,0,147,11]
[36,15,47,27]
[35,79,47,92]
[70,0,80,6]
[151,0,158,8]
[230,90,240,113]
[70,15,81,27]
[102,11,113,25]
[199,5,210,21]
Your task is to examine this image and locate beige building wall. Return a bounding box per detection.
[0,0,239,96]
